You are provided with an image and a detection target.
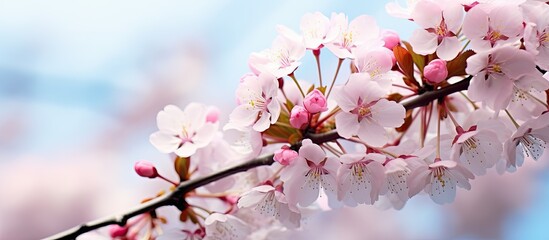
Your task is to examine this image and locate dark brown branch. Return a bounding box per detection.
[46,76,472,240]
[45,155,275,240]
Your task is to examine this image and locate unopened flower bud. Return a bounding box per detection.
[381,30,400,50]
[134,160,158,178]
[109,225,128,238]
[273,145,299,165]
[290,105,310,129]
[303,89,328,113]
[424,59,448,85]
[206,107,220,123]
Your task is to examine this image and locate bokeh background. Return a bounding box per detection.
[1,0,548,239]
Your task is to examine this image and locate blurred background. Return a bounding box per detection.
[0,0,548,239]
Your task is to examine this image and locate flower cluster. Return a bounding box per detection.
[120,1,549,239]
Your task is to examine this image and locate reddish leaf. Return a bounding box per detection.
[387,93,404,103]
[396,110,413,132]
[447,50,475,78]
[393,45,419,88]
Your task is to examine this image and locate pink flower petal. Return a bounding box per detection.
[357,119,388,147]
[436,36,461,61]
[370,99,406,127]
[335,112,360,139]
[409,29,438,55]
[411,1,442,28]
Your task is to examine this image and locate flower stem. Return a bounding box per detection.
[313,106,341,128]
[322,143,343,157]
[289,72,305,98]
[436,101,441,158]
[314,50,323,87]
[326,58,344,99]
[524,90,549,109]
[392,84,415,92]
[158,175,179,186]
[504,109,520,129]
[444,103,460,128]
[459,91,479,110]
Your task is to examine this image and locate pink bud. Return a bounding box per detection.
[424,59,448,85]
[134,160,158,178]
[109,225,128,238]
[273,145,299,165]
[303,89,328,113]
[289,105,310,129]
[381,30,400,50]
[206,107,220,123]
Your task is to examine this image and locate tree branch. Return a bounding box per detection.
[46,76,472,240]
[46,154,276,240]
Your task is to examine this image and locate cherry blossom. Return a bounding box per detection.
[462,4,523,51]
[150,104,218,157]
[278,12,339,50]
[333,74,406,146]
[204,213,251,240]
[450,126,503,175]
[273,146,299,166]
[292,12,339,50]
[507,74,549,120]
[381,30,401,49]
[193,134,241,193]
[466,46,537,111]
[408,0,463,60]
[382,157,415,209]
[248,35,306,78]
[337,153,387,206]
[352,47,396,88]
[237,184,301,228]
[228,73,281,132]
[385,0,421,19]
[280,139,340,207]
[325,13,382,59]
[223,125,263,161]
[503,112,549,169]
[55,4,549,240]
[408,159,475,204]
[523,1,549,70]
